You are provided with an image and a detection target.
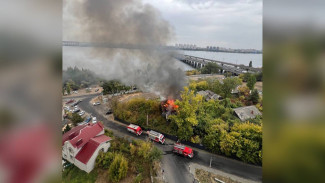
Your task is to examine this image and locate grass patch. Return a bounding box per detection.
[62,165,98,183]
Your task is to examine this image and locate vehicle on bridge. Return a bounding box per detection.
[127,124,142,136]
[173,143,194,158]
[148,130,165,144]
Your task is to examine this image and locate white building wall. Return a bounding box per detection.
[62,141,80,164]
[74,142,111,173]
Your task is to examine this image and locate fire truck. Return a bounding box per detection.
[173,143,194,158]
[127,124,142,136]
[148,130,165,144]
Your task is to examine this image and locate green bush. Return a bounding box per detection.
[95,151,115,169]
[133,173,143,183]
[149,146,163,161]
[108,154,128,182]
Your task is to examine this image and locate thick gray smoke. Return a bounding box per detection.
[63,0,186,98]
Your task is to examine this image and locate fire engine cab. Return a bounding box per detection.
[173,143,194,158]
[127,124,142,136]
[148,130,165,144]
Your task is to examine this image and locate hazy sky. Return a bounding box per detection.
[143,0,262,49]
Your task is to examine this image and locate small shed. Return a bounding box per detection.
[233,105,262,121]
[197,90,221,101]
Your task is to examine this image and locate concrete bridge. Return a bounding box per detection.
[176,54,262,75]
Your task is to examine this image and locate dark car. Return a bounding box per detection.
[105,109,113,115]
[73,109,80,113]
[75,100,82,105]
[85,117,92,123]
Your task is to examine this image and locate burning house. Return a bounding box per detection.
[161,99,179,119]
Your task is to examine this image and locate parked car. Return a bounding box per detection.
[85,117,92,123]
[95,89,99,92]
[78,111,85,116]
[65,99,74,104]
[73,109,80,113]
[92,117,97,123]
[77,122,87,126]
[105,109,113,115]
[93,102,101,106]
[75,100,82,105]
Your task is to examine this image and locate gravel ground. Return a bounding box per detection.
[190,163,260,183]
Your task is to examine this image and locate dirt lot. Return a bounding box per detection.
[88,92,160,123]
[195,169,241,183]
[63,85,103,98]
[241,82,263,91]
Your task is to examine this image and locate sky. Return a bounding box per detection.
[142,0,262,50]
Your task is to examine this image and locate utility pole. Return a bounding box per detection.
[210,157,212,168]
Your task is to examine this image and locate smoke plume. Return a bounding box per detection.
[63,0,186,98]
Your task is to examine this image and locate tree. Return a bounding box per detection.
[247,74,256,90]
[196,81,208,91]
[96,151,115,169]
[137,142,151,160]
[202,119,228,153]
[63,124,71,134]
[70,113,83,125]
[108,154,128,182]
[238,86,250,97]
[66,83,71,95]
[254,72,263,81]
[169,87,203,140]
[149,146,163,161]
[200,62,220,74]
[249,61,253,67]
[207,79,222,94]
[221,77,242,98]
[249,89,260,104]
[228,122,262,164]
[63,66,98,89]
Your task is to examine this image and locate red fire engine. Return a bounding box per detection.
[127,124,142,136]
[173,143,194,158]
[148,130,165,144]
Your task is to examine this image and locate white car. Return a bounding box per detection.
[92,117,97,123]
[78,111,85,116]
[93,102,101,106]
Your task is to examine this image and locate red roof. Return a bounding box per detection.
[68,122,104,149]
[62,124,87,146]
[91,135,111,144]
[62,122,111,165]
[75,140,99,164]
[75,135,111,164]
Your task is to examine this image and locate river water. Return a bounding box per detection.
[63,47,262,72]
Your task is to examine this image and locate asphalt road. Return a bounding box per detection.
[67,94,262,183]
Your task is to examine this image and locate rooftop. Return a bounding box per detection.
[233,105,262,121]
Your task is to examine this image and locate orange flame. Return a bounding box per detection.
[164,99,178,110]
